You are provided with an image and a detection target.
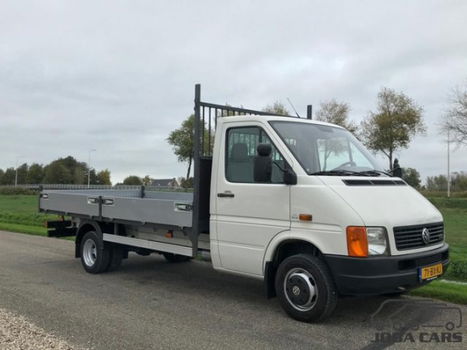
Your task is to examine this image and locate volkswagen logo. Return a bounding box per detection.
[422,228,431,244]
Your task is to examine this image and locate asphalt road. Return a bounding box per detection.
[0,230,465,350]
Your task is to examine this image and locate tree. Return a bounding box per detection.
[316,99,357,133]
[361,88,425,170]
[27,163,44,184]
[444,85,467,145]
[451,172,467,191]
[168,115,195,179]
[16,163,28,184]
[96,170,111,185]
[402,167,421,188]
[42,156,88,184]
[426,175,447,191]
[179,177,193,189]
[72,166,87,184]
[142,175,152,186]
[167,115,212,179]
[123,175,142,185]
[263,102,290,115]
[0,156,109,185]
[43,161,73,184]
[0,168,15,185]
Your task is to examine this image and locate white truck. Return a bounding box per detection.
[40,84,449,322]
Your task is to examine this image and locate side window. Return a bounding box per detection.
[225,127,285,183]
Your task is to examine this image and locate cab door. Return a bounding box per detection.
[214,123,291,276]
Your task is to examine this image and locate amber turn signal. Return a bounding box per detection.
[346,226,368,257]
[299,214,312,221]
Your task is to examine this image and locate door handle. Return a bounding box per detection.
[217,192,235,198]
[102,198,114,206]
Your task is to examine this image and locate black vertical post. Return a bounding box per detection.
[307,105,312,120]
[98,196,103,220]
[38,185,43,212]
[191,84,201,257]
[208,107,212,155]
[201,106,205,153]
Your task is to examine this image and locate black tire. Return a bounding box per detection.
[80,231,110,274]
[163,253,192,263]
[275,254,338,322]
[106,245,124,271]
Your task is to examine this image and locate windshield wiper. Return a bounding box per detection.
[356,170,392,177]
[309,170,366,176]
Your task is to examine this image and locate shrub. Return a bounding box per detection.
[0,187,37,195]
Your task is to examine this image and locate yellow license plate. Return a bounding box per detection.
[420,263,443,280]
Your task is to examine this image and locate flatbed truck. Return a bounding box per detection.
[40,85,449,322]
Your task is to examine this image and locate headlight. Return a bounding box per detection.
[346,226,388,257]
[367,227,388,256]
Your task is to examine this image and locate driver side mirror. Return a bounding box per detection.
[284,166,297,185]
[254,143,272,183]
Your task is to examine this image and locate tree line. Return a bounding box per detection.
[0,156,111,185]
[426,172,467,192]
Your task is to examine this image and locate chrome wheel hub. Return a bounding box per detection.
[284,268,318,311]
[83,239,97,267]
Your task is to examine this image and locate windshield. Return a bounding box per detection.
[270,121,384,175]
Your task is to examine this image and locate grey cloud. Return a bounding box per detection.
[1,0,466,184]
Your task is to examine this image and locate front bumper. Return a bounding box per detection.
[324,244,449,296]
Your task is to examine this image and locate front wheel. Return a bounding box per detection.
[80,231,110,274]
[275,254,338,322]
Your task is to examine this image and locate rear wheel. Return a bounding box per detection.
[275,254,338,322]
[163,253,191,263]
[80,231,110,274]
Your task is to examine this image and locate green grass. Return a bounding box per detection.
[0,222,47,236]
[410,280,467,305]
[426,197,467,281]
[0,195,59,235]
[0,195,76,241]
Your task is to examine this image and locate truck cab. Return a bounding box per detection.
[205,113,448,321]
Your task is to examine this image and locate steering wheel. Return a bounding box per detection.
[331,161,356,170]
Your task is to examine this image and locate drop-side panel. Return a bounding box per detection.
[40,192,99,217]
[39,190,194,228]
[101,197,193,227]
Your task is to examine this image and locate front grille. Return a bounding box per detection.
[393,222,444,250]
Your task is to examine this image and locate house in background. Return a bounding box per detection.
[150,178,179,188]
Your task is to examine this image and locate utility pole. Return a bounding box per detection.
[88,149,96,188]
[447,129,451,198]
[14,156,23,187]
[15,162,18,187]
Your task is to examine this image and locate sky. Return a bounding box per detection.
[0,0,466,184]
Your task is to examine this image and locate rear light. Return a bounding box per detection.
[346,226,368,257]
